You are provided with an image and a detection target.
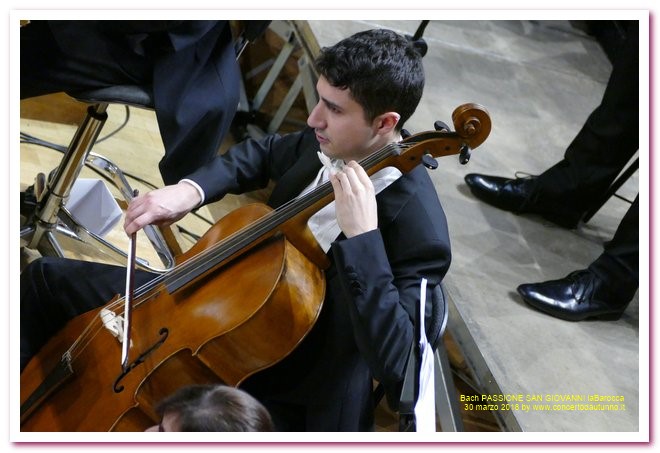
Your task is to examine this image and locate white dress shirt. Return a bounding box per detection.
[301,153,402,252]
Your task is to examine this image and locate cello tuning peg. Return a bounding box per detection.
[459,145,471,165]
[434,121,451,132]
[401,128,412,139]
[422,153,438,170]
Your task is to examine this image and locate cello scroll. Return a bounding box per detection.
[19,102,491,432]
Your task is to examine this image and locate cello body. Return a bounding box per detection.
[20,103,491,432]
[20,203,325,431]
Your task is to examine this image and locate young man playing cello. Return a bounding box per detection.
[21,28,452,431]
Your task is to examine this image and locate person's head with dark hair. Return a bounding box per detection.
[314,28,424,133]
[307,28,424,164]
[145,384,274,432]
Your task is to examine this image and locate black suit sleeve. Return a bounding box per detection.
[330,187,451,387]
[184,129,315,204]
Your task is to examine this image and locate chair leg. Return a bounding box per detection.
[434,342,464,432]
[60,207,162,269]
[22,102,175,272]
[25,103,109,250]
[85,152,176,268]
[582,157,638,223]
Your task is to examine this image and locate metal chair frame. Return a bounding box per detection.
[20,87,176,272]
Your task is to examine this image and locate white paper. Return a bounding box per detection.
[66,178,122,237]
[414,277,436,432]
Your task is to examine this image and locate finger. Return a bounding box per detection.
[341,165,364,193]
[350,162,373,188]
[124,210,152,235]
[124,192,149,221]
[125,207,172,235]
[123,203,142,231]
[125,194,149,223]
[127,192,149,209]
[124,196,164,234]
[333,169,351,194]
[124,217,141,236]
[344,161,373,190]
[329,172,341,191]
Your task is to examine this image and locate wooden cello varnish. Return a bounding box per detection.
[20,103,491,431]
[21,204,325,431]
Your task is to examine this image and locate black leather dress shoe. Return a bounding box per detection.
[464,173,581,229]
[517,270,626,321]
[464,173,537,213]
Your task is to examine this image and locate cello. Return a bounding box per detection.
[20,103,491,432]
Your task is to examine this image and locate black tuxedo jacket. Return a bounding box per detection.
[187,128,452,431]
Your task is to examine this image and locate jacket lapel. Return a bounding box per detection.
[268,144,323,209]
[376,168,419,226]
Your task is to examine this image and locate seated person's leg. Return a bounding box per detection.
[21,257,157,371]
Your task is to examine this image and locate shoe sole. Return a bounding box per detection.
[466,186,580,229]
[521,296,624,321]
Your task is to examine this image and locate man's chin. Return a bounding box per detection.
[318,144,332,156]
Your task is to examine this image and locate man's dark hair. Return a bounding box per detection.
[315,28,425,131]
[155,384,274,432]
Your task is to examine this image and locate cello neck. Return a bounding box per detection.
[162,141,403,294]
[160,103,492,294]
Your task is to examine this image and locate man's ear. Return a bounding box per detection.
[374,112,401,135]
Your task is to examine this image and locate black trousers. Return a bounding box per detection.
[20,257,376,431]
[534,22,640,298]
[589,196,639,303]
[534,22,639,214]
[20,257,157,371]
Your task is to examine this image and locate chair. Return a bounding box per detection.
[20,86,177,272]
[20,23,274,271]
[375,284,464,432]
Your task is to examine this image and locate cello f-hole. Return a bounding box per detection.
[113,328,169,393]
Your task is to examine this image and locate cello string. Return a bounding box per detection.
[66,140,413,358]
[150,137,427,295]
[68,130,472,364]
[152,141,408,290]
[123,141,409,300]
[67,297,128,360]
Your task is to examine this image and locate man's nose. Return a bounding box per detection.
[307,103,324,129]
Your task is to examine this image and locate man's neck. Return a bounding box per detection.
[350,131,402,163]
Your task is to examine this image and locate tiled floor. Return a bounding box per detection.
[306,19,641,434]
